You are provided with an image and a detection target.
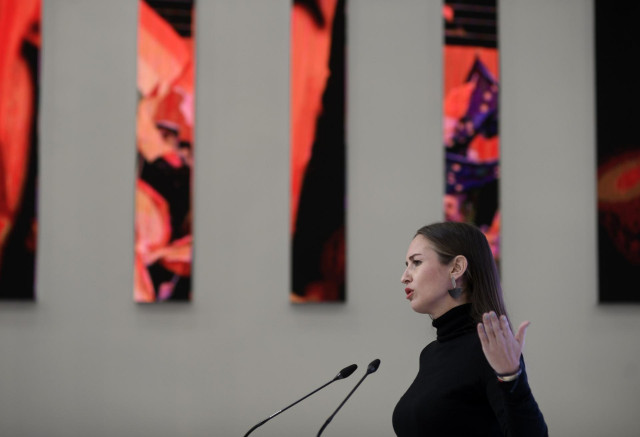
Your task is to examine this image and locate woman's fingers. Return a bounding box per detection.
[515,321,530,348]
[482,312,497,341]
[481,312,508,343]
[500,314,512,335]
[477,322,488,345]
[478,313,531,375]
[489,312,503,338]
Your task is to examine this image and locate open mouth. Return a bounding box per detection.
[405,288,414,300]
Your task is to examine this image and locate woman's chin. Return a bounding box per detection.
[410,300,429,314]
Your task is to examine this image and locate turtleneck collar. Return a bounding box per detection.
[432,303,476,342]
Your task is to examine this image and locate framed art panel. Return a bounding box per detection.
[0,0,41,300]
[595,1,640,302]
[134,0,195,302]
[290,0,347,303]
[443,0,500,264]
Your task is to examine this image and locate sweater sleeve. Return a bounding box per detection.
[483,356,548,437]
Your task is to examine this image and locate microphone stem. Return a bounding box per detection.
[317,373,368,437]
[244,378,336,437]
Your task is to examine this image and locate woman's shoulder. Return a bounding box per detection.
[455,330,497,377]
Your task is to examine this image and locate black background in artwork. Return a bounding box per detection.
[0,40,39,300]
[444,0,497,48]
[144,0,194,37]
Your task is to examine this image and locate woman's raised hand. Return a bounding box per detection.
[477,312,530,376]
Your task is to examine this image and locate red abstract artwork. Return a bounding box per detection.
[290,0,346,303]
[595,1,640,302]
[0,0,40,300]
[134,0,195,302]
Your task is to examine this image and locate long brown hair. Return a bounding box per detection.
[415,222,507,323]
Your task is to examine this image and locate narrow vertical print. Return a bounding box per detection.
[595,1,640,302]
[135,0,195,302]
[290,0,347,303]
[0,0,40,300]
[443,0,500,263]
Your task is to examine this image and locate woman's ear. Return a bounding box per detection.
[450,255,468,279]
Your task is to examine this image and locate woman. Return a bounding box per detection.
[392,222,547,436]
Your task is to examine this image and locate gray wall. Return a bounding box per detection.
[1,0,638,436]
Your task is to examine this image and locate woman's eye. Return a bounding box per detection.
[413,260,422,266]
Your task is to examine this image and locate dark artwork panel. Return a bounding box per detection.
[134,0,195,302]
[290,0,346,303]
[0,0,40,300]
[443,0,500,264]
[596,1,640,302]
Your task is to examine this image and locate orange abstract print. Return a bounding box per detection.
[443,1,500,263]
[135,0,194,302]
[0,0,40,299]
[290,0,346,302]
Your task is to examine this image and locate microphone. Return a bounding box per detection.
[243,364,357,437]
[316,359,381,437]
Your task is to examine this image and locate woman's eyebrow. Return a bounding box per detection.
[406,253,422,264]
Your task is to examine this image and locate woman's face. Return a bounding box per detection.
[401,235,456,318]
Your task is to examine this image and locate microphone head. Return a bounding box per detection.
[366,359,381,374]
[336,364,358,380]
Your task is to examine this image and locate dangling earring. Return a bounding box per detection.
[448,275,463,299]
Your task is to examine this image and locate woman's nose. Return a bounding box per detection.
[400,269,410,284]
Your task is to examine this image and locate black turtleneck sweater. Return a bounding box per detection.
[392,304,547,437]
